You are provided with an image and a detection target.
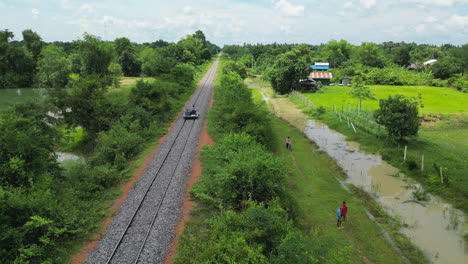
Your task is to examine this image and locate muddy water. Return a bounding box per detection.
[305,120,467,264]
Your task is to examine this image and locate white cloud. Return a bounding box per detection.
[0,2,6,9]
[344,1,354,8]
[183,6,192,14]
[360,0,376,9]
[424,16,438,23]
[414,24,426,33]
[275,0,304,17]
[80,3,92,10]
[406,0,468,6]
[447,14,468,27]
[434,24,447,31]
[60,0,72,10]
[31,8,39,18]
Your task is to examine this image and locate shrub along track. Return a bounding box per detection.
[86,57,219,264]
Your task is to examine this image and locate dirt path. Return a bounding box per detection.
[164,97,214,264]
[269,97,308,131]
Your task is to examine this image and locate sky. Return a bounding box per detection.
[1,0,467,46]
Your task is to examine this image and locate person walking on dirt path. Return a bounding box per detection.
[340,201,348,222]
[336,207,342,228]
[286,136,292,151]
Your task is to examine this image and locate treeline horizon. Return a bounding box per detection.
[0,28,220,89]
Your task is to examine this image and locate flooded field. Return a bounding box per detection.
[0,88,46,109]
[305,120,467,264]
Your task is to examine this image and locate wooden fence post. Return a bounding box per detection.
[421,155,424,172]
[440,167,443,183]
[404,146,407,161]
[351,122,357,133]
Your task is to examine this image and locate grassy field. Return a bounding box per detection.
[305,85,468,114]
[245,84,426,263]
[270,117,426,263]
[282,84,468,212]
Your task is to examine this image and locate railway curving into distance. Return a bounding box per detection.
[86,56,220,264]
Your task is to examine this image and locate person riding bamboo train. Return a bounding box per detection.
[190,105,196,115]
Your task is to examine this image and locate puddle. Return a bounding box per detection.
[56,152,80,163]
[305,119,467,264]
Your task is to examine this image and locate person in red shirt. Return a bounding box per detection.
[340,201,348,222]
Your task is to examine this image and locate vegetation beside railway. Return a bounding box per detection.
[0,30,219,263]
[223,43,468,214]
[173,55,420,263]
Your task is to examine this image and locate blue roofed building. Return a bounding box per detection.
[310,62,330,70]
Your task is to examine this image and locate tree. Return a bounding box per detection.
[349,83,375,111]
[22,29,43,60]
[108,62,123,87]
[374,95,421,140]
[62,76,113,139]
[0,100,61,187]
[113,37,133,56]
[268,48,309,94]
[0,30,35,88]
[0,29,14,42]
[77,34,114,76]
[326,39,353,68]
[352,42,387,68]
[430,57,464,79]
[222,61,248,79]
[36,44,71,88]
[118,51,141,76]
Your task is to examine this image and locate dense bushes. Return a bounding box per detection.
[209,70,272,146]
[0,51,205,262]
[175,57,311,263]
[175,202,312,264]
[192,133,287,210]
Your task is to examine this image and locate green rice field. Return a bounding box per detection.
[306,85,468,114]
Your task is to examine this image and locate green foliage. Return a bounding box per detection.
[167,63,196,87]
[352,42,388,68]
[364,66,431,86]
[374,95,421,140]
[108,62,123,87]
[0,30,216,264]
[118,51,141,77]
[349,83,375,111]
[0,31,35,88]
[36,44,71,88]
[113,37,134,56]
[91,116,144,170]
[77,33,114,77]
[129,79,174,122]
[268,47,309,94]
[62,76,115,139]
[430,57,464,79]
[175,202,312,264]
[22,29,43,61]
[326,39,353,68]
[192,133,287,209]
[0,100,61,188]
[222,60,248,79]
[210,71,272,145]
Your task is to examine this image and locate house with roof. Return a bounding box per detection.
[310,62,330,70]
[309,72,333,85]
[308,62,333,86]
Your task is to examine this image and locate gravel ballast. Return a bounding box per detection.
[86,57,219,264]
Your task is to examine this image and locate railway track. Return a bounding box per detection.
[86,57,219,264]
